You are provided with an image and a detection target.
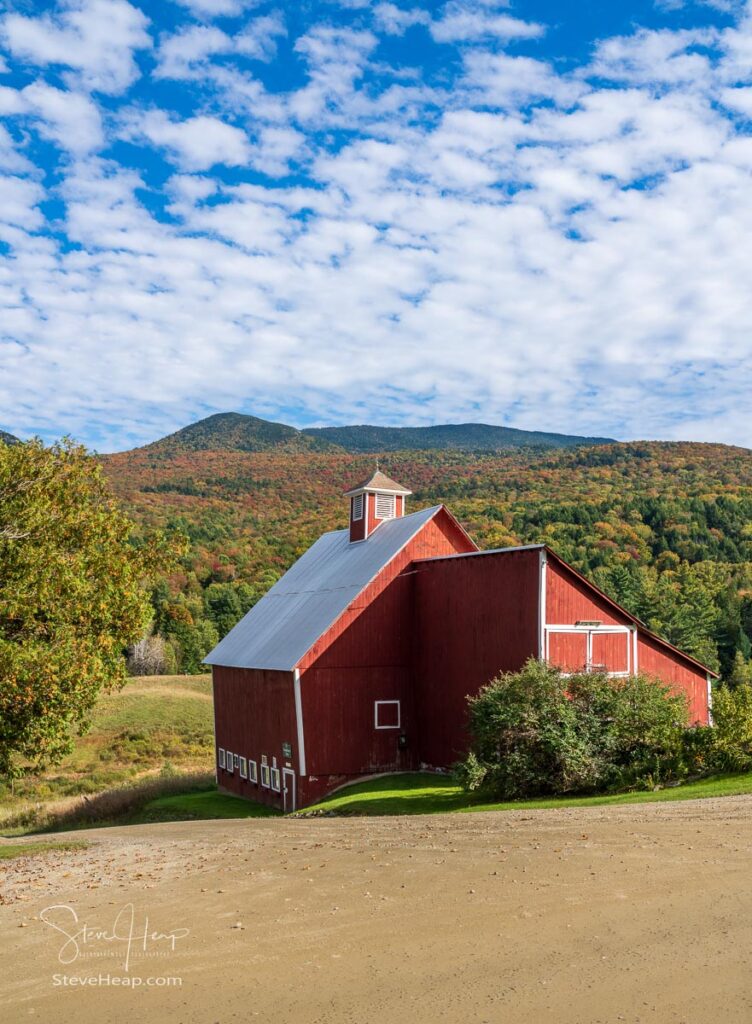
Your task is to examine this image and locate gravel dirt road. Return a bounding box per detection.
[2,797,751,1024]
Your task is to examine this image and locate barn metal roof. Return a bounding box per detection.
[204,505,443,672]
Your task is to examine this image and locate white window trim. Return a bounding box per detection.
[248,759,258,783]
[351,493,364,521]
[375,699,401,730]
[374,493,396,520]
[218,748,225,769]
[239,756,247,779]
[270,767,281,792]
[260,762,270,788]
[226,750,234,774]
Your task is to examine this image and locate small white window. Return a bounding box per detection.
[352,493,364,521]
[375,493,396,519]
[270,767,281,792]
[226,750,234,774]
[248,759,258,783]
[239,756,247,779]
[218,748,225,769]
[233,753,239,771]
[260,762,270,788]
[375,700,401,729]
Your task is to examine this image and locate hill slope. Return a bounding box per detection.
[0,429,18,444]
[144,412,333,454]
[142,412,616,454]
[303,421,616,451]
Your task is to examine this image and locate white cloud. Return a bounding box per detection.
[236,12,286,61]
[373,3,431,35]
[588,27,717,86]
[172,0,263,19]
[0,0,150,95]
[720,84,752,112]
[124,111,251,170]
[156,14,285,79]
[155,25,232,79]
[431,2,544,44]
[23,81,104,154]
[0,126,33,174]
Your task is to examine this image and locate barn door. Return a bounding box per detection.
[282,768,296,813]
[547,630,588,673]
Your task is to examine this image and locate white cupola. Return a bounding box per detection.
[344,470,412,542]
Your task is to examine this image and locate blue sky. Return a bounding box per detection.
[1,0,752,451]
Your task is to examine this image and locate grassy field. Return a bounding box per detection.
[0,674,215,830]
[0,674,213,802]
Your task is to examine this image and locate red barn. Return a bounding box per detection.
[206,472,716,810]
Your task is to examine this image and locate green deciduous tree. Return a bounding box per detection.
[0,440,179,776]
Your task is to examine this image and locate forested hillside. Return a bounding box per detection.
[100,437,752,682]
[140,412,614,455]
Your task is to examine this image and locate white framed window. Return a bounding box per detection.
[233,753,239,771]
[226,750,234,774]
[239,756,247,779]
[218,748,225,769]
[248,759,258,783]
[375,699,401,730]
[352,493,364,521]
[375,493,396,519]
[260,760,270,788]
[270,767,281,792]
[544,625,631,678]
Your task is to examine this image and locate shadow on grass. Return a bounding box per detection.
[133,789,279,823]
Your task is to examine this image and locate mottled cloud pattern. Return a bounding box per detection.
[1,0,752,449]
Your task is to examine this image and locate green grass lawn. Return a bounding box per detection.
[299,770,752,816]
[133,789,279,823]
[0,840,89,860]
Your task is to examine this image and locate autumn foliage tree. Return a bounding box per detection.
[0,440,179,777]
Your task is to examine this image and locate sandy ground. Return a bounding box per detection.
[2,798,752,1024]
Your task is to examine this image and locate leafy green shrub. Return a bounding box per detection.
[455,659,690,799]
[708,683,752,771]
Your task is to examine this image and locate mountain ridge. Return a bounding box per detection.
[139,412,617,455]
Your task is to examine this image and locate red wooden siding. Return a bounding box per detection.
[299,508,476,671]
[212,666,297,808]
[298,508,475,781]
[591,631,630,673]
[413,548,541,766]
[546,557,626,627]
[349,496,366,542]
[637,634,710,725]
[548,631,588,672]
